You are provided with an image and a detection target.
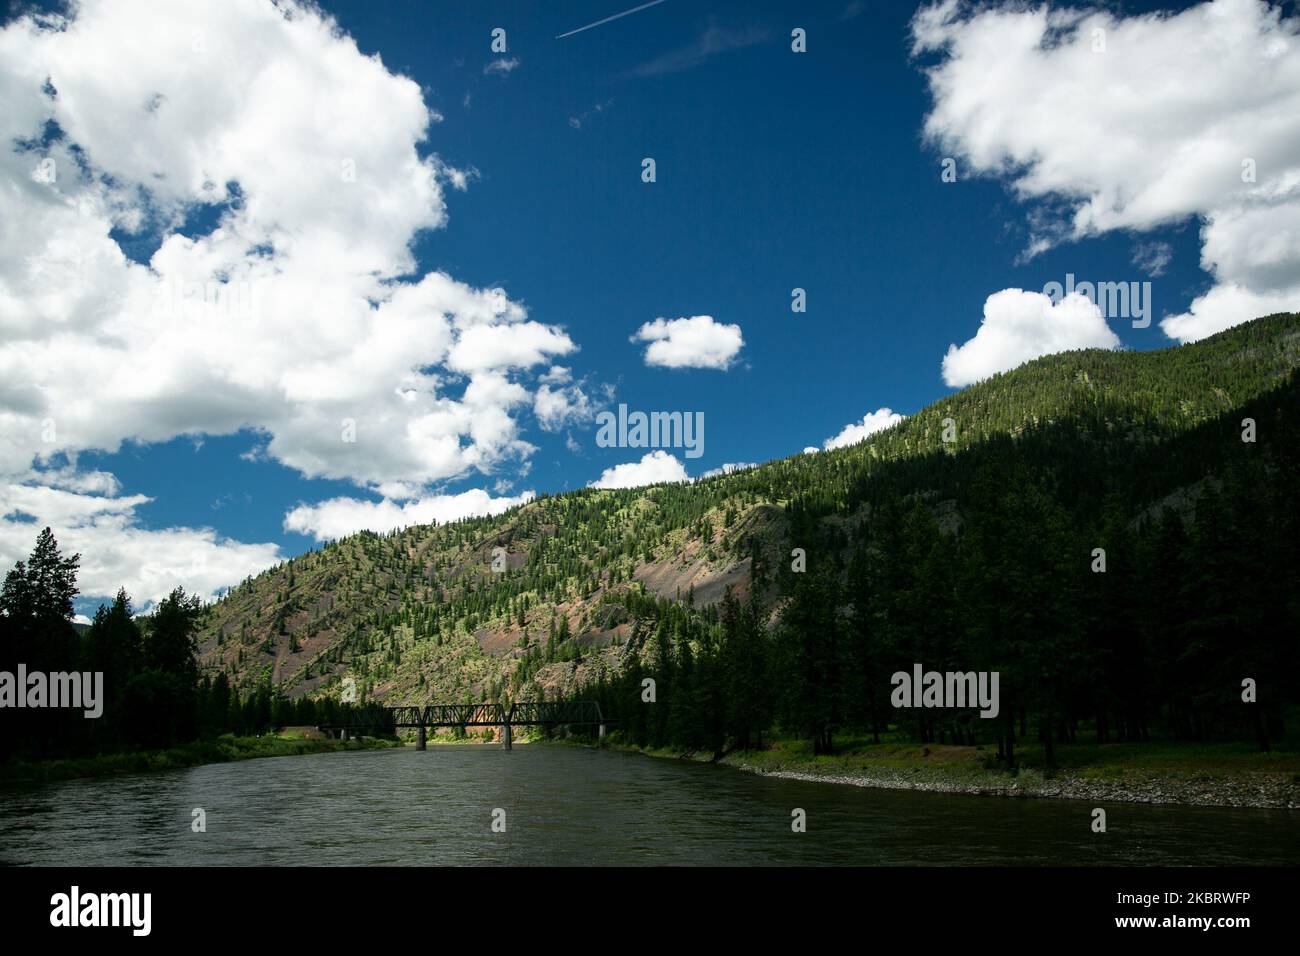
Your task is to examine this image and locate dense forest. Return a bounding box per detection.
[583,384,1299,762]
[3,311,1299,766]
[577,320,1300,763]
[0,528,364,763]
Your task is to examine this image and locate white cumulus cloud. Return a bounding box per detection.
[0,476,281,606]
[590,451,689,489]
[942,290,1120,387]
[0,0,576,491]
[912,0,1300,342]
[283,488,535,542]
[534,381,594,432]
[632,315,744,370]
[698,462,756,479]
[823,408,906,450]
[0,0,586,596]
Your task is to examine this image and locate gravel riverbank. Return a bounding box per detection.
[726,759,1300,809]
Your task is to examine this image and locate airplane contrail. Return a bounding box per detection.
[556,0,669,40]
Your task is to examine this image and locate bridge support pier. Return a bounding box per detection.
[416,725,426,750]
[502,723,512,750]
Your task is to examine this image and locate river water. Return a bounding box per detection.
[1,746,1295,866]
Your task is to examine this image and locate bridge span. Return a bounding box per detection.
[318,701,607,750]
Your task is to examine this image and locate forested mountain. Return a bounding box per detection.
[195,312,1300,757]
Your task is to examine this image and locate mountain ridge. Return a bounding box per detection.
[195,312,1300,708]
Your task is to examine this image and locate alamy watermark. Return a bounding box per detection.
[152,277,259,319]
[1043,273,1151,328]
[50,886,150,936]
[595,403,704,459]
[0,665,103,718]
[891,664,1000,719]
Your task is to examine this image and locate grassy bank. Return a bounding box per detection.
[0,731,400,789]
[590,732,1300,809]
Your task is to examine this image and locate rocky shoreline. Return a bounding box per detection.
[726,760,1300,810]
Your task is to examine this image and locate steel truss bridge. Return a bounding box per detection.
[318,701,607,749]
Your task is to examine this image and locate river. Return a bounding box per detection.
[1,745,1295,865]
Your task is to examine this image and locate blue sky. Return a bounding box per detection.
[2,0,1294,610]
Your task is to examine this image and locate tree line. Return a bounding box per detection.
[581,375,1300,764]
[0,528,365,764]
